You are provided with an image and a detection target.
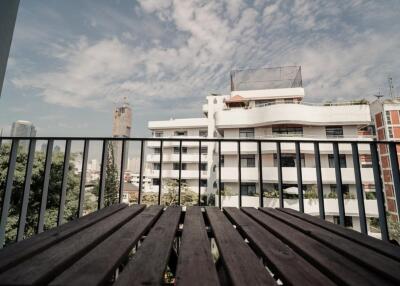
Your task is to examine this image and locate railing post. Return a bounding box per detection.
[198,141,201,206]
[118,140,126,204]
[78,140,89,217]
[276,142,283,208]
[0,139,19,247]
[98,140,108,210]
[295,142,304,213]
[158,140,163,205]
[178,140,182,205]
[17,139,36,241]
[314,142,325,219]
[238,141,242,208]
[57,139,71,226]
[258,141,263,208]
[388,142,400,219]
[38,139,54,233]
[351,143,367,234]
[138,140,144,204]
[218,141,222,209]
[370,142,389,241]
[333,142,345,226]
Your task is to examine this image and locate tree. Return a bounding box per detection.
[0,143,83,245]
[104,142,119,207]
[162,179,198,206]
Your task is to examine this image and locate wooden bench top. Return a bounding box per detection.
[0,204,399,285]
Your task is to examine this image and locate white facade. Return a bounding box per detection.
[145,67,379,236]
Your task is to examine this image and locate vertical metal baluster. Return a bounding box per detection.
[98,140,108,210]
[314,142,325,219]
[388,142,400,219]
[198,141,201,206]
[158,140,163,205]
[333,142,345,226]
[57,139,71,226]
[352,143,367,234]
[118,140,126,204]
[258,141,263,208]
[78,140,89,217]
[295,142,304,213]
[138,140,144,204]
[178,140,182,206]
[0,139,19,247]
[218,141,222,209]
[38,139,53,233]
[238,141,242,208]
[17,139,36,241]
[277,142,283,208]
[370,142,389,241]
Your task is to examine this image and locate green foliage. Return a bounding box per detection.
[365,192,376,200]
[104,142,119,207]
[0,143,82,245]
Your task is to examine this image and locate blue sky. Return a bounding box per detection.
[1,0,399,137]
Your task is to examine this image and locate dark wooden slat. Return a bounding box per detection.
[224,207,335,286]
[261,207,400,283]
[0,205,143,285]
[0,203,127,273]
[242,207,393,286]
[176,207,220,286]
[115,206,182,286]
[278,207,400,262]
[50,206,163,286]
[205,207,276,286]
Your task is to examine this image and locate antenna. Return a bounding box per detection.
[374,91,384,100]
[388,76,395,99]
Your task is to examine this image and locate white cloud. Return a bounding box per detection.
[10,0,400,112]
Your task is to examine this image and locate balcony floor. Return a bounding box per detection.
[0,204,399,285]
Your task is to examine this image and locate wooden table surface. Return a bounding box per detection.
[0,204,399,286]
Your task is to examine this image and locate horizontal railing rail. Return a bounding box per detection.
[0,136,399,248]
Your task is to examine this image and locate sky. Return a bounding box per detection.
[0,0,399,137]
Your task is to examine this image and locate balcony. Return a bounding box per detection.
[146,153,208,163]
[0,136,399,285]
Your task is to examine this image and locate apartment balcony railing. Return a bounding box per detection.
[0,136,399,248]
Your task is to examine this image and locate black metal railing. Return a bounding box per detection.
[0,137,399,248]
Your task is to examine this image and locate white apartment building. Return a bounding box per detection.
[145,67,380,237]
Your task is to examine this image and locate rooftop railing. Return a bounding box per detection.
[0,136,399,248]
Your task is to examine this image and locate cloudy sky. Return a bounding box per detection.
[1,0,399,137]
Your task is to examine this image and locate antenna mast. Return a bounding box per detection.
[388,76,395,99]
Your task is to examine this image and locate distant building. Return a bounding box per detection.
[112,99,132,170]
[0,0,20,97]
[11,120,36,148]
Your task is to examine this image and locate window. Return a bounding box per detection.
[330,185,349,195]
[154,148,161,154]
[284,98,293,103]
[221,155,224,167]
[388,126,393,139]
[326,126,343,138]
[154,131,163,138]
[153,163,160,170]
[201,163,207,171]
[386,111,392,125]
[333,216,353,227]
[200,179,207,187]
[175,130,187,136]
[274,153,305,167]
[239,128,255,138]
[173,147,187,154]
[173,163,187,170]
[201,146,208,154]
[328,154,347,168]
[272,126,303,136]
[255,99,274,107]
[152,178,160,186]
[199,130,208,137]
[241,154,256,167]
[241,183,256,196]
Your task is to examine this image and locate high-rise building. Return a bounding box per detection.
[10,120,36,148]
[112,99,132,169]
[0,0,20,97]
[145,66,383,238]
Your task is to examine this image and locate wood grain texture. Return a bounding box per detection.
[176,207,220,286]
